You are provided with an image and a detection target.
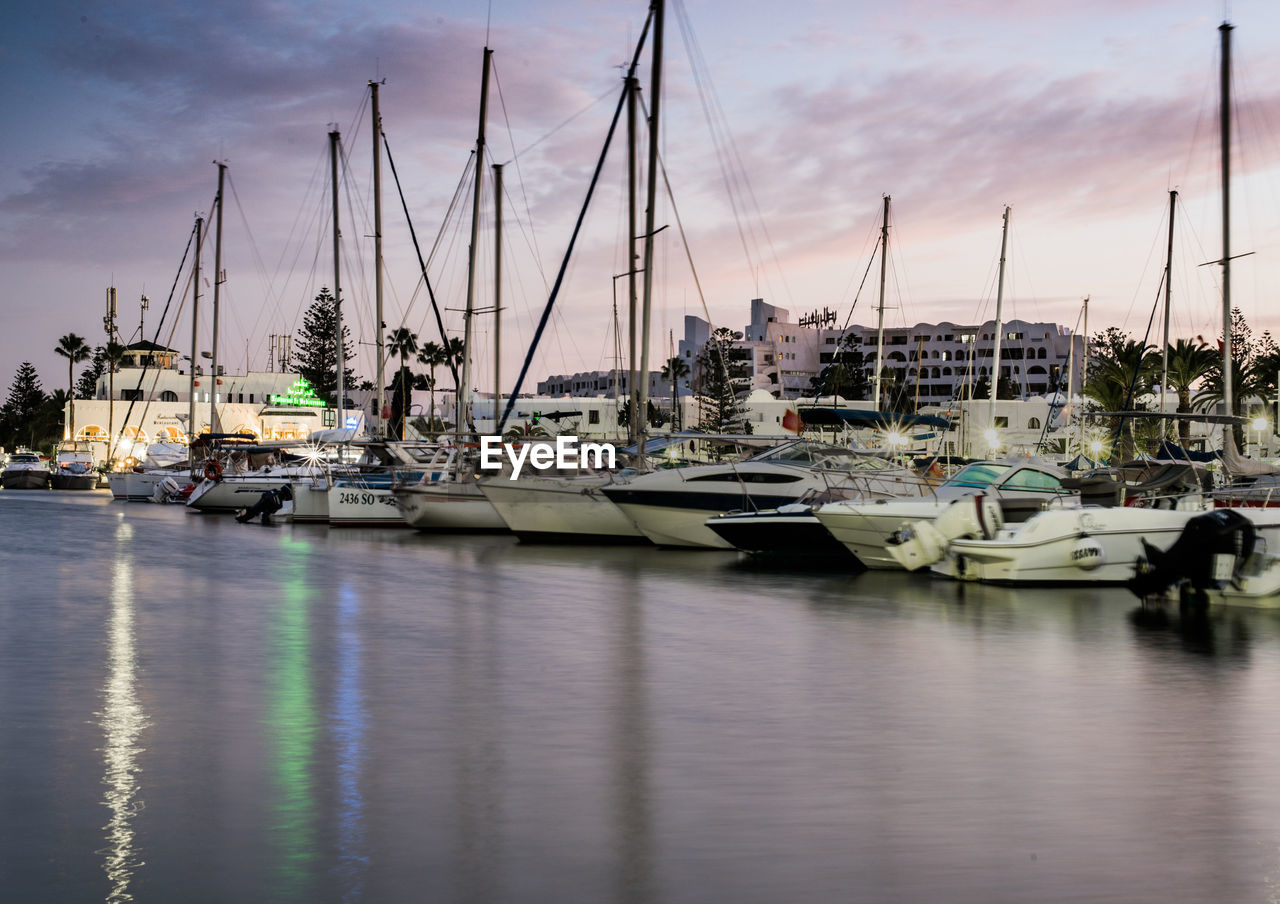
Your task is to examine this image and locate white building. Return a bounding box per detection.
[65,341,359,465]
[677,299,1084,402]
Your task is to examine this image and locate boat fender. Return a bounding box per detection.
[204,460,224,482]
[1071,534,1105,570]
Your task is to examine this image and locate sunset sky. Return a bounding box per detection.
[3,0,1280,399]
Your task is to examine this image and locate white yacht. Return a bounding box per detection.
[479,468,646,544]
[813,459,1071,570]
[600,440,914,549]
[1,450,50,490]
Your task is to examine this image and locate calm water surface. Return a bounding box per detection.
[3,490,1280,903]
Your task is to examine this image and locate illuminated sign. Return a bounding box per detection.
[269,378,325,407]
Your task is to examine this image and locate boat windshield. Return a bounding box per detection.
[941,462,1011,489]
[747,442,852,466]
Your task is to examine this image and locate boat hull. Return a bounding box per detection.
[480,477,647,544]
[936,506,1280,585]
[2,469,50,490]
[815,500,963,570]
[50,472,99,491]
[705,509,859,565]
[394,483,507,532]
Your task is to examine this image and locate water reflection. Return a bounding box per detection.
[612,568,653,904]
[332,583,368,901]
[100,519,147,903]
[270,535,318,900]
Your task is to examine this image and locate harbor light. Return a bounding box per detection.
[884,429,908,448]
[983,428,1002,451]
[1252,416,1268,433]
[1088,439,1104,456]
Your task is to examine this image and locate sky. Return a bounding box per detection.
[3,0,1280,399]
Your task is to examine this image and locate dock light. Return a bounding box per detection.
[1088,439,1104,455]
[983,428,1002,450]
[884,429,907,447]
[1252,416,1268,433]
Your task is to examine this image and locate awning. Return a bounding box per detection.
[797,407,951,430]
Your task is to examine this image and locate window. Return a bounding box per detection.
[160,390,178,402]
[1027,417,1041,429]
[1000,468,1064,492]
[588,410,600,425]
[120,389,142,401]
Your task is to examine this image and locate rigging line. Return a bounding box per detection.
[1107,269,1166,455]
[673,0,793,307]
[490,59,549,276]
[805,231,881,406]
[225,172,288,351]
[275,144,333,332]
[115,220,199,438]
[498,10,653,434]
[1118,201,1172,334]
[381,130,461,392]
[636,94,709,324]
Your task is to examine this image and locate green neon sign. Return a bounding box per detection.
[269,378,326,407]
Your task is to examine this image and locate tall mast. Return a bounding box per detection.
[1078,295,1089,452]
[989,205,1010,431]
[457,47,492,446]
[329,129,345,426]
[493,162,503,427]
[1161,189,1177,439]
[1219,21,1234,422]
[873,194,890,410]
[627,75,640,447]
[210,161,226,432]
[371,80,386,438]
[189,216,203,462]
[637,0,664,467]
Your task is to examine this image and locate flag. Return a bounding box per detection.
[782,408,804,434]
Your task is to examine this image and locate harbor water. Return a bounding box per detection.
[4,490,1280,903]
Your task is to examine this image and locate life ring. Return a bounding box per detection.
[204,460,224,482]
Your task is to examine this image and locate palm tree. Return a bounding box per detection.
[416,341,446,430]
[387,328,418,440]
[1161,338,1216,448]
[1084,335,1155,461]
[661,355,690,430]
[54,333,90,440]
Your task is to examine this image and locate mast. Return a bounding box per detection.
[188,216,203,464]
[989,205,1010,431]
[1161,189,1177,439]
[1219,21,1234,422]
[457,47,492,447]
[371,80,386,438]
[329,129,345,427]
[1078,295,1089,452]
[210,161,226,432]
[627,75,640,448]
[493,162,503,427]
[637,0,664,468]
[873,194,890,410]
[106,286,117,464]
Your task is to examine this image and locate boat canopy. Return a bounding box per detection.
[797,407,951,430]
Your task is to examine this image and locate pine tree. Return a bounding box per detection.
[696,328,751,433]
[0,361,48,449]
[292,287,358,406]
[75,346,107,399]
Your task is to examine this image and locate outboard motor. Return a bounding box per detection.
[1127,509,1257,609]
[150,475,183,504]
[886,494,1004,571]
[235,484,295,525]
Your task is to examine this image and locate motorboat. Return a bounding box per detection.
[705,454,932,564]
[49,442,98,491]
[1,450,50,490]
[934,469,1280,585]
[601,440,922,549]
[812,458,1071,570]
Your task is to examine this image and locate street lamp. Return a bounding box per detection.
[1252,415,1268,457]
